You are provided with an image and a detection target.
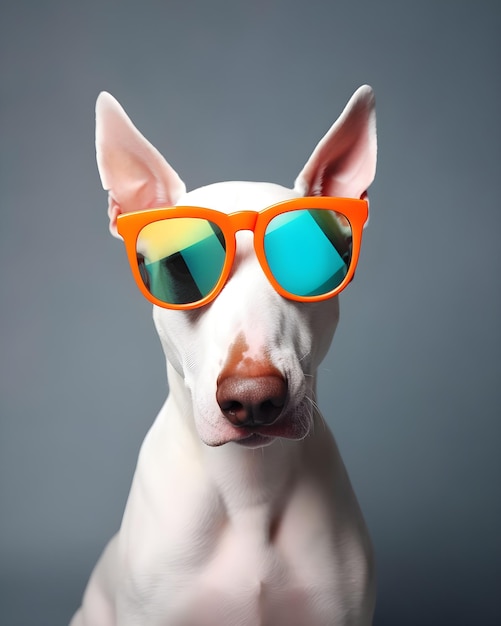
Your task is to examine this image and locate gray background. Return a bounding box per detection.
[1,1,500,625]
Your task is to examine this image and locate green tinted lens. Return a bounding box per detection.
[264,209,352,297]
[136,217,226,305]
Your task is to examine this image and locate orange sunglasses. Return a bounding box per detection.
[116,196,368,310]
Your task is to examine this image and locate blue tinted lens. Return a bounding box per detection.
[264,209,352,297]
[136,218,226,305]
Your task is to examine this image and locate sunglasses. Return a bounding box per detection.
[116,196,368,310]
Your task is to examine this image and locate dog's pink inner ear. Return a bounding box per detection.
[294,85,377,199]
[95,92,186,237]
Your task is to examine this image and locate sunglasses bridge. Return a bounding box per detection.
[223,210,260,233]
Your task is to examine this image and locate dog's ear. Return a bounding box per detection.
[294,85,377,199]
[95,92,186,237]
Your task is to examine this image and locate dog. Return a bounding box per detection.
[70,84,377,625]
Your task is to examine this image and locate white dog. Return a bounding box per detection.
[70,85,377,625]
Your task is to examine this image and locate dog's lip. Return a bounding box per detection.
[233,432,275,448]
[227,415,309,445]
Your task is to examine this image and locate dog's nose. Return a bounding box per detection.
[217,375,287,427]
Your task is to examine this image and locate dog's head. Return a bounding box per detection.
[95,87,376,447]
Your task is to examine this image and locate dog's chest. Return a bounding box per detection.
[123,500,339,625]
[152,527,336,625]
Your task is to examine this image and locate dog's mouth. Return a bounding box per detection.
[211,402,313,447]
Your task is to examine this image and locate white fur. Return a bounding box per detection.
[71,85,377,625]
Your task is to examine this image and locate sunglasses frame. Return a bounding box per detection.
[116,196,369,310]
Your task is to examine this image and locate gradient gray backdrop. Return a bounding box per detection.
[1,1,500,625]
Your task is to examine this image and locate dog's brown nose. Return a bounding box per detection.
[217,375,287,427]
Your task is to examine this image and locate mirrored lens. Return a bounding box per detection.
[136,217,226,305]
[264,209,352,297]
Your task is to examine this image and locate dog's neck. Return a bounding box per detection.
[164,361,311,521]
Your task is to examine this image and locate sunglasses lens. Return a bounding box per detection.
[136,218,226,305]
[264,209,352,297]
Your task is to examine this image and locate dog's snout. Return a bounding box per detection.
[217,375,287,428]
